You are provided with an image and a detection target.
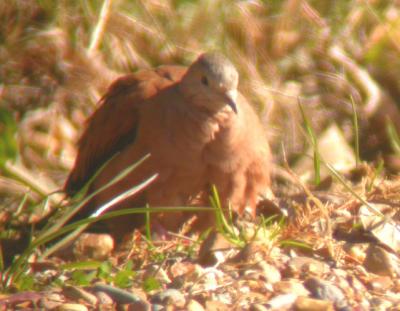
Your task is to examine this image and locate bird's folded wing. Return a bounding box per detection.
[64,65,186,194]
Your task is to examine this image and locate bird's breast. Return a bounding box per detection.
[201,114,244,172]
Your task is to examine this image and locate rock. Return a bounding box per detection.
[0,291,43,307]
[359,203,400,253]
[394,278,400,291]
[186,299,205,311]
[273,280,309,296]
[151,304,164,311]
[363,244,400,276]
[346,274,368,304]
[342,243,368,262]
[95,291,113,306]
[257,262,281,284]
[285,257,330,278]
[293,297,334,311]
[204,300,229,311]
[73,233,114,260]
[229,242,269,264]
[151,289,185,308]
[265,293,298,310]
[368,276,393,293]
[369,297,393,310]
[169,262,197,279]
[119,301,150,311]
[40,298,63,310]
[57,303,88,311]
[198,231,236,266]
[251,304,269,311]
[39,293,64,310]
[304,277,347,309]
[90,284,144,304]
[62,286,97,306]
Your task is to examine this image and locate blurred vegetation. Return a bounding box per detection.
[1,0,400,277]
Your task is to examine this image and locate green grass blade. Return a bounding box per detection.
[324,162,385,218]
[40,173,158,259]
[145,204,152,243]
[350,95,360,166]
[38,154,152,242]
[297,99,321,185]
[386,118,400,155]
[209,185,236,238]
[367,158,384,192]
[280,240,313,250]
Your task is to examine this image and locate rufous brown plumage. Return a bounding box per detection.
[65,52,272,235]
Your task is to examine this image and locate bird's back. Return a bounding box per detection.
[64,65,186,195]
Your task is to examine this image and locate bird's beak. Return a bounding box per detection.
[225,89,238,114]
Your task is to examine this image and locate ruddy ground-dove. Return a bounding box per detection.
[65,52,272,235]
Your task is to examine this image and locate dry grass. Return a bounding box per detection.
[1,0,400,296]
[1,1,399,210]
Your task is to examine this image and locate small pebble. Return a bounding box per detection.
[274,279,309,296]
[186,299,205,311]
[198,231,235,266]
[285,257,330,278]
[265,293,298,310]
[91,284,143,304]
[363,244,400,276]
[73,233,114,261]
[63,286,97,306]
[57,303,88,311]
[304,277,347,309]
[151,289,185,308]
[294,297,334,311]
[257,261,281,284]
[95,291,114,305]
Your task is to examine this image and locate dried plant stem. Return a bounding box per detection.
[328,45,381,117]
[88,0,113,54]
[281,144,332,237]
[4,161,63,205]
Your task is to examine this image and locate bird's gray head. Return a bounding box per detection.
[180,52,239,114]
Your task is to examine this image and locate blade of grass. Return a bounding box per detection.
[262,214,286,242]
[15,192,30,216]
[5,166,157,286]
[145,204,152,244]
[42,203,215,260]
[324,162,386,219]
[5,204,215,287]
[386,117,400,155]
[252,214,278,241]
[3,160,63,204]
[61,261,104,271]
[280,240,313,250]
[0,243,3,273]
[209,185,235,238]
[209,185,223,231]
[209,185,243,246]
[40,173,158,259]
[297,99,321,185]
[350,95,360,166]
[88,0,113,54]
[367,158,384,192]
[38,153,152,242]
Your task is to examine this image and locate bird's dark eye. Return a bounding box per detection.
[201,76,209,86]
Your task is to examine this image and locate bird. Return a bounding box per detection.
[64,52,272,236]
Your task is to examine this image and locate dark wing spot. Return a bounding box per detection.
[201,76,209,86]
